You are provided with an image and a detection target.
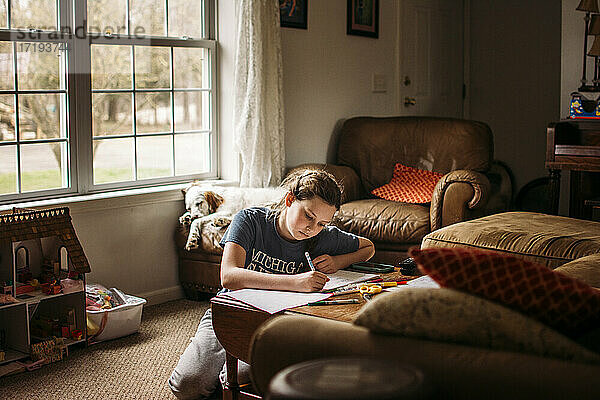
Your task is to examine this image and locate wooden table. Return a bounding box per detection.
[211,269,412,400]
[546,119,600,218]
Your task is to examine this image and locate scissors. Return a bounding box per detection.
[359,284,382,301]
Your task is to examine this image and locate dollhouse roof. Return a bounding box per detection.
[0,207,91,273]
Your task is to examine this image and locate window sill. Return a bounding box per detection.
[0,180,239,215]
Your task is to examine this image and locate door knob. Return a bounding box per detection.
[403,76,411,86]
[404,97,416,107]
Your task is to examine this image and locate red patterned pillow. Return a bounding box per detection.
[371,163,443,203]
[409,246,600,336]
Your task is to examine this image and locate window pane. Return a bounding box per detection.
[173,47,206,89]
[0,95,15,141]
[19,94,65,140]
[168,0,202,38]
[135,92,172,133]
[174,91,208,132]
[0,41,13,90]
[92,93,133,137]
[137,135,173,179]
[93,138,134,184]
[20,142,67,192]
[87,0,127,34]
[0,144,17,194]
[17,44,63,90]
[130,0,166,37]
[175,132,209,175]
[91,45,132,89]
[134,46,171,89]
[11,0,57,30]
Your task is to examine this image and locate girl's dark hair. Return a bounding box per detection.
[272,169,343,256]
[274,169,343,213]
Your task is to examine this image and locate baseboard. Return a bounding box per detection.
[139,285,185,306]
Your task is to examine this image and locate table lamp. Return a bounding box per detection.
[577,0,600,91]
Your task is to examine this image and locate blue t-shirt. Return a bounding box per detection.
[219,207,359,274]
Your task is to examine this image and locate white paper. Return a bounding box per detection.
[322,270,379,292]
[220,289,332,314]
[406,275,440,288]
[386,275,441,292]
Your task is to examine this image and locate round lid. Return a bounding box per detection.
[267,357,429,400]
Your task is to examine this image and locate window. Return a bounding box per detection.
[0,0,216,203]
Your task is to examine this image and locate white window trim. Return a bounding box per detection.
[0,0,218,206]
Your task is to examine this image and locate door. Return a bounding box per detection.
[399,0,464,117]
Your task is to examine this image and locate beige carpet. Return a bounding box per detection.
[1,299,209,400]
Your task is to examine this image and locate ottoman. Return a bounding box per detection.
[421,212,600,269]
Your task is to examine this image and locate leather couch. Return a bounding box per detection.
[176,116,504,297]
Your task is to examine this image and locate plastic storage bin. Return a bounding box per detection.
[86,288,146,343]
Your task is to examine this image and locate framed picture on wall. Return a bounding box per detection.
[347,0,379,38]
[279,0,307,29]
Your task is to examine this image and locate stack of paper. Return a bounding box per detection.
[219,289,332,314]
[217,270,378,314]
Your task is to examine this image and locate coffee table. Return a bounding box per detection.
[211,269,412,400]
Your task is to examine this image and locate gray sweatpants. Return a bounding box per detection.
[168,308,251,400]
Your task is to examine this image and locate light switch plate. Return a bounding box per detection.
[372,73,387,93]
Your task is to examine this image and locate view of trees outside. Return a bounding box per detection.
[0,0,209,195]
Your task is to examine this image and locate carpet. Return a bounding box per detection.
[1,299,209,399]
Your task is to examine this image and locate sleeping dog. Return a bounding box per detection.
[180,182,286,251]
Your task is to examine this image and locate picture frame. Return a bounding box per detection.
[347,0,379,38]
[279,0,308,30]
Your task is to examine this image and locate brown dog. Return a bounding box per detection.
[180,183,285,251]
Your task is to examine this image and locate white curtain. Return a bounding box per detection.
[233,0,285,188]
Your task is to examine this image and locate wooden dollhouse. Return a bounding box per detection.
[0,207,90,373]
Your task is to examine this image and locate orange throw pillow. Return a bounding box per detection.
[371,163,443,203]
[409,246,600,336]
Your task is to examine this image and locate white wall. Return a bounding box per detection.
[468,0,561,196]
[68,191,184,304]
[282,0,399,166]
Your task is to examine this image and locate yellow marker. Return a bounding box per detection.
[364,281,409,288]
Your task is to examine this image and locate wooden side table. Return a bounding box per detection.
[546,120,600,219]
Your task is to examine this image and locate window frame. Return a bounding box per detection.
[0,0,217,205]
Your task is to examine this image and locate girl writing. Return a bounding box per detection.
[169,169,375,399]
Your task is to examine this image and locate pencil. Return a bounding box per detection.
[307,299,360,306]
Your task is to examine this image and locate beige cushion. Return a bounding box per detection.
[422,212,600,269]
[554,253,600,289]
[353,288,600,364]
[334,199,430,243]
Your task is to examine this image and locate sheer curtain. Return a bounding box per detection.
[233,0,285,188]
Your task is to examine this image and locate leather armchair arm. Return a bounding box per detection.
[285,163,364,203]
[430,170,490,231]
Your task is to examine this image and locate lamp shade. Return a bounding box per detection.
[589,36,600,56]
[577,0,599,12]
[591,14,600,35]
